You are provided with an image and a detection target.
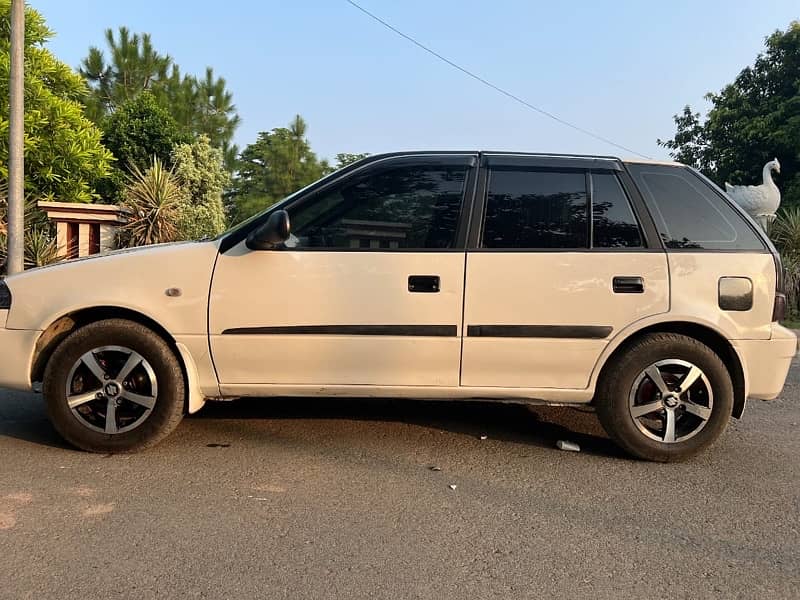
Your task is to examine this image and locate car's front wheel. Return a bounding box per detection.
[596,333,733,462]
[43,319,185,453]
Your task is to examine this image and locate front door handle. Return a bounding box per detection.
[408,275,440,293]
[613,276,645,294]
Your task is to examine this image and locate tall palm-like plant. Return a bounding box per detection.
[23,228,59,269]
[771,207,800,318]
[772,207,800,256]
[0,179,7,240]
[120,157,184,247]
[0,224,58,273]
[0,231,7,274]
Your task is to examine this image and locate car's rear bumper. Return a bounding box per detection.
[0,327,40,392]
[733,325,798,400]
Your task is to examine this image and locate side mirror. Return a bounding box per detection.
[246,210,291,250]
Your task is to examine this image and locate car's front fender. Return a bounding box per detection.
[4,241,219,336]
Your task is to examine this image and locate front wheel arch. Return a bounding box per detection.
[32,307,189,411]
[593,321,746,419]
[44,318,186,452]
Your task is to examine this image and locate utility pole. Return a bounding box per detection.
[6,0,24,275]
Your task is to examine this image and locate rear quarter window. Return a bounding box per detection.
[626,163,765,251]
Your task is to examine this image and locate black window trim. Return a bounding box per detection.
[220,153,479,254]
[586,171,594,248]
[468,155,663,252]
[616,167,663,251]
[590,170,647,250]
[482,153,622,171]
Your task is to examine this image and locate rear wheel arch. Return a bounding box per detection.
[594,321,746,419]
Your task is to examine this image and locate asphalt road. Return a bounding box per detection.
[1,361,798,599]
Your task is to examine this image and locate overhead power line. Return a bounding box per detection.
[344,0,651,159]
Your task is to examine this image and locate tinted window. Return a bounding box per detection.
[288,165,467,249]
[627,164,765,250]
[591,173,642,248]
[482,170,588,248]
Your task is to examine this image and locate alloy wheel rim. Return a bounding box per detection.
[628,359,713,444]
[65,345,158,434]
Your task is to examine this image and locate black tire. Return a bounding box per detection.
[43,319,185,453]
[595,333,733,462]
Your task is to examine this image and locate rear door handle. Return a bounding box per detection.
[613,276,644,294]
[408,275,440,293]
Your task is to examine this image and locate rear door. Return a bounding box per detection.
[209,154,476,390]
[460,155,669,390]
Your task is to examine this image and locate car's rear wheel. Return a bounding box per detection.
[596,333,733,462]
[43,319,185,453]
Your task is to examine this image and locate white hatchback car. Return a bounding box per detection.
[0,152,796,460]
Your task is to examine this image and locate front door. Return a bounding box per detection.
[461,155,669,390]
[209,154,476,391]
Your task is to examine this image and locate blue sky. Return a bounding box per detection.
[33,0,800,162]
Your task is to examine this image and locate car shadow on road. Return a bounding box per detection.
[193,396,627,459]
[0,394,73,451]
[0,391,624,458]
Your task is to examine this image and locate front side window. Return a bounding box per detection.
[627,163,765,251]
[482,170,588,249]
[288,164,468,249]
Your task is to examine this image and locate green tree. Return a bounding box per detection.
[659,21,800,208]
[98,92,188,201]
[0,0,113,203]
[80,27,240,165]
[102,92,187,170]
[156,67,240,167]
[227,115,330,223]
[334,152,370,170]
[171,135,229,240]
[79,27,171,122]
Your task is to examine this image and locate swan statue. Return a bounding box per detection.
[725,158,781,230]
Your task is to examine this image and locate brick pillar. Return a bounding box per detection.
[78,223,90,257]
[55,222,68,259]
[99,224,117,253]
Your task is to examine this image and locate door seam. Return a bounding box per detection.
[458,251,468,386]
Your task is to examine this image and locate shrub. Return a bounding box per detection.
[171,135,229,240]
[119,157,183,247]
[174,202,226,241]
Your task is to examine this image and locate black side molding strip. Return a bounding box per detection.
[467,325,612,339]
[222,325,458,337]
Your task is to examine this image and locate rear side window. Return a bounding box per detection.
[481,168,644,249]
[591,173,642,248]
[627,164,765,251]
[482,170,588,248]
